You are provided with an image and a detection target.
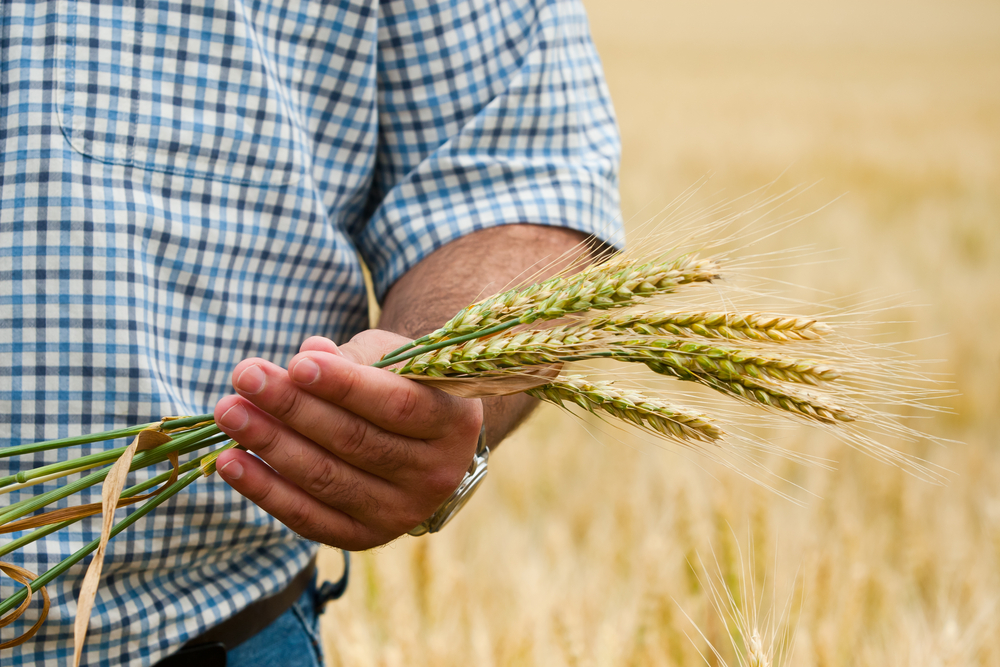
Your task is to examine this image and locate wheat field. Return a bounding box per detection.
[317,0,1000,664]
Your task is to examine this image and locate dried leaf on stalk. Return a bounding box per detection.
[404,365,561,398]
[0,562,51,649]
[72,427,171,667]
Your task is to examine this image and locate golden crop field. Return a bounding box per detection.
[318,0,1000,664]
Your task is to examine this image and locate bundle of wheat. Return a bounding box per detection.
[0,236,941,660]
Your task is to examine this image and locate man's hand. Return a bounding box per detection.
[213,224,600,551]
[212,330,483,551]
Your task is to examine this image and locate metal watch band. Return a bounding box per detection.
[408,424,489,536]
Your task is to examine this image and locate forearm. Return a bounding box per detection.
[378,223,595,448]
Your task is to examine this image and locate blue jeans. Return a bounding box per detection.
[153,554,348,666]
[226,582,325,667]
[226,551,349,667]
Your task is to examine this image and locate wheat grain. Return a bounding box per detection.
[748,629,770,667]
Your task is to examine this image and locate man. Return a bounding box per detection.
[0,0,621,664]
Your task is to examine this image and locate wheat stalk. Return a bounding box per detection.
[0,424,235,639]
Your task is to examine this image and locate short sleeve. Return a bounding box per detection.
[353,0,623,300]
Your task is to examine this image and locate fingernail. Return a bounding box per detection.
[291,358,320,385]
[236,364,266,394]
[219,458,244,481]
[219,404,249,430]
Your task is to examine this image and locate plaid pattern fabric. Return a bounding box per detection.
[0,0,621,664]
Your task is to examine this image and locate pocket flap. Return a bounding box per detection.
[59,0,301,187]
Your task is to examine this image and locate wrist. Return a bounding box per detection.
[408,422,489,536]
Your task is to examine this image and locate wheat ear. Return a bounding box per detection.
[376,255,722,368]
[600,339,842,386]
[398,324,853,424]
[428,255,721,338]
[587,310,831,342]
[696,374,854,424]
[528,376,724,443]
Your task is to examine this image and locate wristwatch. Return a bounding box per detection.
[408,425,489,536]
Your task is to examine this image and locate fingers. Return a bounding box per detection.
[215,449,388,551]
[287,349,481,443]
[336,329,411,366]
[214,395,404,520]
[214,333,485,549]
[299,336,342,355]
[216,366,425,480]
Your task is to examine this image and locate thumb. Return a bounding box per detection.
[337,329,413,366]
[299,336,342,355]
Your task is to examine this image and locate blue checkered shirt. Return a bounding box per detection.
[0,0,621,663]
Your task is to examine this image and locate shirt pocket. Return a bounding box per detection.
[57,0,302,187]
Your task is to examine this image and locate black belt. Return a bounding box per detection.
[154,552,350,667]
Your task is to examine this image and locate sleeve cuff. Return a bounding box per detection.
[357,157,623,301]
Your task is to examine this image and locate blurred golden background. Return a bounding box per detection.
[318,0,1000,664]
